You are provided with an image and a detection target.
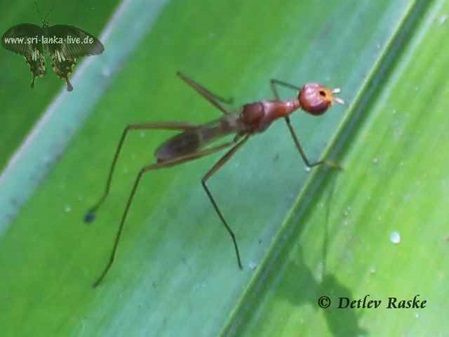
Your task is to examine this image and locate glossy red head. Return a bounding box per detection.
[298,83,344,115]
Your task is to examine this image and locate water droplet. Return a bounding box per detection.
[390,231,401,244]
[248,261,258,270]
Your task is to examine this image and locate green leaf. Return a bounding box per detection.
[1,0,446,336]
[223,0,449,336]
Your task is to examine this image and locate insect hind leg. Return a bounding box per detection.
[177,71,233,114]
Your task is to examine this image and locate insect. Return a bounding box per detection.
[85,72,344,287]
[1,7,104,91]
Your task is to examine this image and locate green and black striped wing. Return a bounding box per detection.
[2,23,46,88]
[45,25,104,91]
[2,22,104,91]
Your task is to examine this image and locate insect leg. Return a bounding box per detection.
[84,122,200,223]
[270,79,341,169]
[201,135,250,269]
[270,79,301,100]
[93,138,238,287]
[283,118,341,169]
[177,71,233,114]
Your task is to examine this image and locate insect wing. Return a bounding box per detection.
[45,25,104,91]
[2,23,46,87]
[155,116,237,162]
[2,23,42,55]
[46,25,104,57]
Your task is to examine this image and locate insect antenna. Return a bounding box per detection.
[34,0,56,26]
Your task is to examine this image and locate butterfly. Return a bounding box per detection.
[2,20,104,91]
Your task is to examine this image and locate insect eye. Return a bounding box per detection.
[298,83,343,116]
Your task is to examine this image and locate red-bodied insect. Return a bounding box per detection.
[85,72,345,287]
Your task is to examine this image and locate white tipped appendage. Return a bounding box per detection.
[332,88,345,105]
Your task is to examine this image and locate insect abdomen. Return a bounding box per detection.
[155,130,202,162]
[155,117,237,162]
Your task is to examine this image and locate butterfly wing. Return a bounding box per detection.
[46,25,104,91]
[2,23,46,88]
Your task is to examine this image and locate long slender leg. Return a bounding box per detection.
[270,79,341,169]
[201,135,250,269]
[283,118,339,168]
[84,122,199,223]
[270,79,300,100]
[177,71,233,115]
[93,139,238,287]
